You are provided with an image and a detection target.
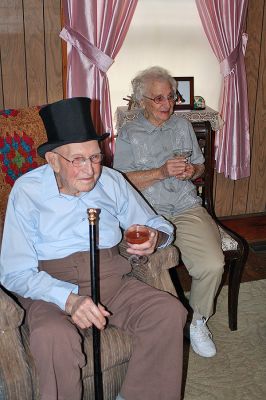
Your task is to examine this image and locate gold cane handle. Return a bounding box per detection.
[87,208,97,225]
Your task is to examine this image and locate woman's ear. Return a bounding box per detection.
[45,152,59,173]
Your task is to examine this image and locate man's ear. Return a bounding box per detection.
[45,151,59,173]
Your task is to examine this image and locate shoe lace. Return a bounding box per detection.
[193,318,213,341]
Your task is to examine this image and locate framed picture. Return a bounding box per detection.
[173,77,194,110]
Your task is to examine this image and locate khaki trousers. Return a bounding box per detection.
[18,247,187,400]
[166,206,225,318]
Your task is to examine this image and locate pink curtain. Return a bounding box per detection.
[60,0,138,166]
[196,0,250,179]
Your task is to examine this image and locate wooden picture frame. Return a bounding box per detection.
[173,77,194,110]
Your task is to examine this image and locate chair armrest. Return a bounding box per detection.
[0,287,24,330]
[0,288,33,399]
[118,241,179,296]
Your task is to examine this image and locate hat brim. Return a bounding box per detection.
[37,132,110,158]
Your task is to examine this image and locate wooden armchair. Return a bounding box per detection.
[0,106,179,399]
[173,121,249,331]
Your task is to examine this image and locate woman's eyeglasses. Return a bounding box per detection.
[143,93,177,104]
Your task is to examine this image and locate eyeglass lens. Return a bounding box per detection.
[53,151,103,167]
[143,94,177,104]
[154,94,176,104]
[72,153,103,167]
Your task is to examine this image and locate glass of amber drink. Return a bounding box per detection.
[124,225,150,266]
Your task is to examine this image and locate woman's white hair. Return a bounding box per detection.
[131,66,177,103]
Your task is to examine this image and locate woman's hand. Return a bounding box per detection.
[177,163,205,181]
[176,163,196,180]
[160,157,187,178]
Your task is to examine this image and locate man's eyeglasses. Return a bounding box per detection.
[53,151,104,167]
[143,93,177,104]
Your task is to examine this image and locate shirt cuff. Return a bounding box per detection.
[49,282,79,311]
[157,231,173,248]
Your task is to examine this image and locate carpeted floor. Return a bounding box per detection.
[182,280,266,400]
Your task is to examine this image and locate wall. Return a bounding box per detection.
[213,0,266,216]
[108,0,222,114]
[245,0,266,215]
[0,0,63,109]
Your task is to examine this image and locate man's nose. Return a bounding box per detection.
[82,159,94,173]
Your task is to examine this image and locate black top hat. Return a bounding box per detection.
[37,97,110,158]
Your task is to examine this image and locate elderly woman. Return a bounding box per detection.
[114,66,225,358]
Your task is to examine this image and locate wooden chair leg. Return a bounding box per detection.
[228,243,249,331]
[228,259,241,331]
[169,267,191,312]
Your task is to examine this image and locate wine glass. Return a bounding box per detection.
[173,148,192,162]
[124,225,150,267]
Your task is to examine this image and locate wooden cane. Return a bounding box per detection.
[87,208,103,400]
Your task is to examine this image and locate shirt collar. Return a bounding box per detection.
[42,164,104,201]
[138,112,174,134]
[42,164,60,200]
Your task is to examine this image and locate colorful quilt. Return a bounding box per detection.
[0,106,47,221]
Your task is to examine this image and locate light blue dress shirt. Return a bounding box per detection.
[0,164,173,310]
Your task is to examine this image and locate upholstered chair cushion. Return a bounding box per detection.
[218,225,239,251]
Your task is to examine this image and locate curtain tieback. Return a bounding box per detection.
[60,25,114,73]
[220,33,248,77]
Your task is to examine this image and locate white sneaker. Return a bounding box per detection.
[189,318,216,357]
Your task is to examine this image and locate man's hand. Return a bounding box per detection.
[65,293,111,330]
[125,225,158,257]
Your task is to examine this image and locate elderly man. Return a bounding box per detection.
[0,97,187,400]
[113,66,225,358]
